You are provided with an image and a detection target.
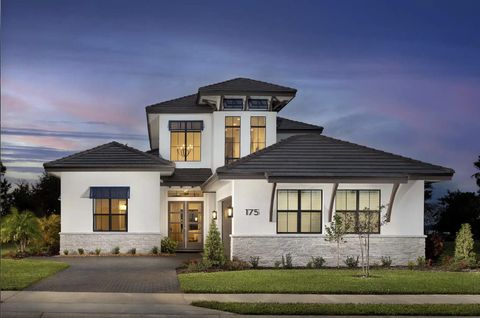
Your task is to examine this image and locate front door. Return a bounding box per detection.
[168,201,203,250]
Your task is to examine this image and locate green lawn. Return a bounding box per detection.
[193,302,480,316]
[1,258,69,290]
[179,269,480,294]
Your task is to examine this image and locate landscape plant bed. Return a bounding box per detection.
[179,269,480,294]
[1,258,69,290]
[192,302,480,316]
[58,253,176,257]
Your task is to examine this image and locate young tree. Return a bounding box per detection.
[357,206,385,277]
[0,162,13,216]
[454,223,476,266]
[1,208,41,254]
[203,218,225,266]
[325,213,348,268]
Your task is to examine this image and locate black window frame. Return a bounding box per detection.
[93,198,128,232]
[223,98,244,110]
[225,116,241,164]
[276,189,323,234]
[335,189,381,234]
[169,121,202,162]
[247,98,269,110]
[250,116,266,153]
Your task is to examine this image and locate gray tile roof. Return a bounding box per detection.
[44,141,174,172]
[198,77,297,95]
[146,94,214,114]
[277,117,324,133]
[161,168,213,186]
[215,134,454,182]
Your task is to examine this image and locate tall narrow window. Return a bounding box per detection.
[91,187,129,232]
[250,116,266,153]
[169,121,202,161]
[336,190,380,234]
[277,190,322,233]
[225,116,241,164]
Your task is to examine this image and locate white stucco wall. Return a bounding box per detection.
[231,179,424,236]
[60,171,161,233]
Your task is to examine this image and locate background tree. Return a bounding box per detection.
[437,191,480,239]
[0,162,13,216]
[31,172,60,216]
[473,155,480,193]
[11,181,34,213]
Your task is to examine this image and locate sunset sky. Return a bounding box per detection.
[1,0,479,198]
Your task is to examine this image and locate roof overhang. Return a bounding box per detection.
[44,166,175,173]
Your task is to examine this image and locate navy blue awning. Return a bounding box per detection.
[89,187,130,199]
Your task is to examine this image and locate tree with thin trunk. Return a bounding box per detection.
[325,213,349,267]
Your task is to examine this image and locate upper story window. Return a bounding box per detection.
[248,98,269,110]
[223,98,244,110]
[90,187,129,232]
[225,116,241,164]
[250,116,266,153]
[169,121,203,161]
[336,190,381,234]
[277,190,322,233]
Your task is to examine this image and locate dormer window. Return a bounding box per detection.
[248,98,269,110]
[223,98,244,110]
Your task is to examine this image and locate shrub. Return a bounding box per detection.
[407,261,416,270]
[95,248,101,256]
[63,249,69,255]
[425,232,444,261]
[112,246,120,254]
[203,219,225,266]
[274,260,281,268]
[161,237,177,254]
[0,208,41,253]
[77,248,84,255]
[128,248,136,255]
[151,246,159,254]
[307,256,325,269]
[282,253,293,269]
[380,256,392,267]
[186,259,212,272]
[416,256,426,268]
[454,223,476,267]
[249,256,260,269]
[344,256,359,268]
[37,214,60,255]
[224,257,250,271]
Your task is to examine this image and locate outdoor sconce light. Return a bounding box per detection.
[227,206,233,218]
[212,210,217,220]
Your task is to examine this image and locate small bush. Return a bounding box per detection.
[186,259,212,272]
[112,246,120,254]
[63,249,69,256]
[151,246,159,254]
[249,256,260,269]
[407,261,416,270]
[224,257,250,271]
[416,256,426,268]
[426,232,444,261]
[203,219,225,266]
[344,256,359,268]
[161,237,177,254]
[282,253,293,269]
[128,247,136,255]
[454,223,476,267]
[77,248,84,255]
[95,248,101,256]
[380,256,392,267]
[447,259,471,271]
[307,256,325,269]
[274,260,281,268]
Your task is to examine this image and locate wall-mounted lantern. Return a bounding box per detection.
[212,210,218,220]
[227,206,233,218]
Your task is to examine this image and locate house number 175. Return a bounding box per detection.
[246,209,259,216]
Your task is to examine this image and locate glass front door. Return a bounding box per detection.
[168,201,203,250]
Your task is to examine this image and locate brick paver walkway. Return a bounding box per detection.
[26,253,200,293]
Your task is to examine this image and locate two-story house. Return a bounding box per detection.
[44,78,454,266]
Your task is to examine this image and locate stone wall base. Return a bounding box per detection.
[60,233,163,254]
[232,235,425,267]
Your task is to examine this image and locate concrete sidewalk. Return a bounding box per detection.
[1,291,479,317]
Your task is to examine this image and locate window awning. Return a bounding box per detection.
[89,187,130,199]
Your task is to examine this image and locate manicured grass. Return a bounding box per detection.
[179,269,480,294]
[1,258,69,290]
[193,302,480,316]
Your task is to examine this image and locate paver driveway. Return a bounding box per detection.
[26,253,200,293]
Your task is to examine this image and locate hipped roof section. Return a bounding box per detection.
[44,141,175,172]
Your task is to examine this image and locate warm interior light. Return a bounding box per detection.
[212,210,217,220]
[119,203,127,212]
[227,206,233,218]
